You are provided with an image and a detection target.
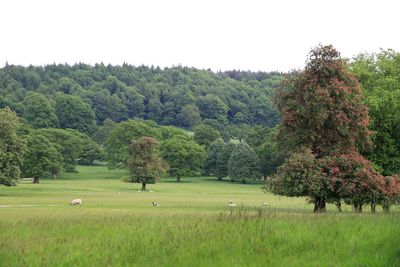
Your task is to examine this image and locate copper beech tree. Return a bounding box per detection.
[268,45,400,212]
[126,137,167,191]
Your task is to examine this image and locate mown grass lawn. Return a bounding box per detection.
[0,166,399,266]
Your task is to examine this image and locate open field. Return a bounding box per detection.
[1,166,399,266]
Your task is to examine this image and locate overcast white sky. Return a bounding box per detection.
[0,0,399,72]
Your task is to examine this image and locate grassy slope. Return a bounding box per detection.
[0,166,399,267]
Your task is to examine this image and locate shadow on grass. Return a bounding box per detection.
[202,177,264,185]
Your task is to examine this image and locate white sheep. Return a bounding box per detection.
[70,199,82,205]
[152,202,159,207]
[228,201,236,207]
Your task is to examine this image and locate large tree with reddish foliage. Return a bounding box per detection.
[126,137,167,191]
[269,45,399,212]
[275,45,371,156]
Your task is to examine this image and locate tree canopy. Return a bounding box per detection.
[269,45,398,212]
[160,135,205,182]
[0,107,27,186]
[126,137,167,191]
[228,142,260,184]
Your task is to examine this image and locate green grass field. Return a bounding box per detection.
[1,166,399,266]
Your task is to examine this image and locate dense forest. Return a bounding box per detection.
[0,64,282,134]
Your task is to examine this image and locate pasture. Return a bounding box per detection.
[0,166,399,266]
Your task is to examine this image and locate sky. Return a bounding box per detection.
[0,0,399,72]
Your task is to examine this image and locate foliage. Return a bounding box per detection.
[275,45,371,156]
[228,142,260,183]
[267,148,400,212]
[105,120,162,169]
[257,127,285,176]
[215,142,237,179]
[21,134,62,183]
[0,107,27,186]
[126,137,166,191]
[22,92,59,128]
[193,124,221,147]
[0,64,281,130]
[159,126,187,140]
[176,104,201,128]
[92,119,116,145]
[55,94,96,135]
[160,135,205,182]
[203,139,225,177]
[271,45,379,212]
[351,49,400,175]
[36,128,100,172]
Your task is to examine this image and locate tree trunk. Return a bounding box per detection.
[336,199,342,212]
[371,201,376,213]
[177,176,181,182]
[382,202,390,213]
[313,197,326,213]
[141,182,147,191]
[52,172,57,180]
[242,178,246,184]
[33,177,40,184]
[354,203,362,213]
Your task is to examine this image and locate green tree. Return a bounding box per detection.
[258,127,284,176]
[228,142,260,183]
[215,142,237,180]
[193,124,221,147]
[203,139,225,177]
[55,94,96,134]
[36,128,95,172]
[351,50,400,175]
[196,94,228,123]
[23,92,59,128]
[176,104,201,128]
[0,107,27,186]
[22,135,62,183]
[160,135,205,182]
[127,137,166,191]
[105,120,162,168]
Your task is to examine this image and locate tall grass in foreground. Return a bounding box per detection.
[1,209,399,267]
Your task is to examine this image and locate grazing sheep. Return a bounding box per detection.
[152,202,159,207]
[228,201,236,207]
[70,199,82,205]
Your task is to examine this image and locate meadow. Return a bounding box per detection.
[0,166,399,267]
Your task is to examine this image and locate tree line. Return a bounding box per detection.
[0,64,282,134]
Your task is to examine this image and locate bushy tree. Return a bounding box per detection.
[127,137,166,191]
[258,127,285,176]
[228,142,260,183]
[215,142,236,180]
[36,128,99,172]
[351,50,400,175]
[275,45,371,156]
[23,92,59,128]
[203,139,225,177]
[270,45,394,212]
[193,124,220,147]
[22,135,62,183]
[268,149,398,213]
[160,135,205,182]
[176,104,201,128]
[105,120,162,169]
[55,94,96,134]
[0,107,27,186]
